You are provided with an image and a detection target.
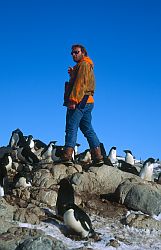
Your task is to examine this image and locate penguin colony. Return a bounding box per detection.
[0,128,160,239]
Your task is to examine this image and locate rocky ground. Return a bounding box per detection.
[1,146,161,249]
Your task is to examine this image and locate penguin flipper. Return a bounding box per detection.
[73,204,92,231]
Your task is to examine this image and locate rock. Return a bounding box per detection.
[32,169,55,188]
[0,232,18,250]
[50,164,82,183]
[13,205,45,224]
[115,178,161,215]
[16,235,69,250]
[0,217,17,235]
[0,197,17,221]
[125,212,161,230]
[71,165,140,194]
[12,188,31,200]
[106,238,120,248]
[0,228,45,250]
[31,189,57,207]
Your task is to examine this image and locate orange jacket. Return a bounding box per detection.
[68,56,95,104]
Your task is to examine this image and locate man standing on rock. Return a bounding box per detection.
[61,44,104,166]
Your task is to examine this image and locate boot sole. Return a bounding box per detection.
[61,161,74,167]
[93,161,104,167]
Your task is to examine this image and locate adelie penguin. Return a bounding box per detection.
[75,149,92,165]
[8,128,26,149]
[118,149,139,176]
[107,146,117,164]
[139,157,155,181]
[63,203,96,239]
[13,171,32,188]
[56,178,74,218]
[0,152,12,196]
[124,149,134,165]
[26,135,35,152]
[17,146,39,164]
[41,141,57,160]
[104,146,117,166]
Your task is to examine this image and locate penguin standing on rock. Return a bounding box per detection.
[8,128,26,148]
[139,157,155,181]
[104,146,117,166]
[26,135,35,152]
[0,152,12,196]
[17,146,39,164]
[63,203,96,239]
[56,178,74,218]
[75,149,91,165]
[124,149,134,165]
[108,146,117,163]
[41,141,57,160]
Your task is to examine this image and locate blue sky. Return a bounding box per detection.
[0,0,161,160]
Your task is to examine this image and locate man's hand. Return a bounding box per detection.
[68,67,73,76]
[68,101,76,110]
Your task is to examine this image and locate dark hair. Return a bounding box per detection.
[71,44,88,56]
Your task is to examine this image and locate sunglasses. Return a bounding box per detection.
[71,50,81,55]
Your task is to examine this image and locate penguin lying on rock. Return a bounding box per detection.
[56,178,98,239]
[63,203,96,239]
[13,171,32,188]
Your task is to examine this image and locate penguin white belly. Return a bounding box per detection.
[11,133,19,147]
[109,151,116,163]
[0,186,4,197]
[64,209,89,238]
[6,156,12,171]
[125,155,134,165]
[30,141,35,152]
[140,166,153,181]
[42,149,52,159]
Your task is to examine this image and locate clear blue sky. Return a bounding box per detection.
[0,0,161,160]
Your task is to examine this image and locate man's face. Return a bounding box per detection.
[71,47,84,62]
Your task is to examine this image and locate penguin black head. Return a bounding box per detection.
[58,177,72,187]
[108,146,117,155]
[124,149,133,155]
[27,135,33,140]
[143,157,155,165]
[49,140,57,145]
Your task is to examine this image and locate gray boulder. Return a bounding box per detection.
[50,164,82,183]
[124,212,161,230]
[16,235,68,250]
[31,189,57,207]
[115,178,161,215]
[0,197,16,220]
[32,169,56,188]
[13,205,45,224]
[71,165,140,194]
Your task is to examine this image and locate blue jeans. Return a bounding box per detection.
[65,103,100,149]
